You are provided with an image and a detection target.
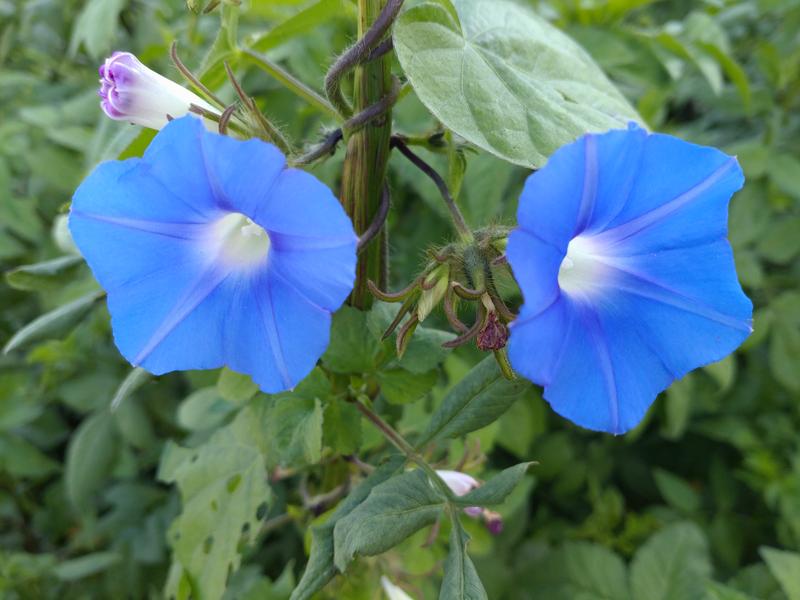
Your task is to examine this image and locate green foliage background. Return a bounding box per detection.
[1,0,799,598]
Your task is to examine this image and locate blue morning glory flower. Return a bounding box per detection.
[507,124,752,434]
[69,116,357,392]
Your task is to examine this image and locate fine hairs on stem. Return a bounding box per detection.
[324,0,406,117]
[357,185,391,254]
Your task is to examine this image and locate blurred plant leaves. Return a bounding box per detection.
[759,547,800,600]
[65,410,119,512]
[68,0,127,60]
[5,255,83,292]
[630,522,711,600]
[2,291,103,354]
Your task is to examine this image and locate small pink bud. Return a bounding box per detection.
[476,311,509,351]
[436,470,482,518]
[484,509,504,535]
[98,52,217,130]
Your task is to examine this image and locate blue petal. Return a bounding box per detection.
[546,297,674,434]
[515,134,587,249]
[256,168,359,239]
[508,295,570,385]
[221,267,332,392]
[198,126,287,217]
[70,117,356,392]
[70,161,212,295]
[597,240,752,376]
[269,237,356,311]
[508,126,751,434]
[505,229,561,316]
[110,262,232,373]
[591,133,743,252]
[260,168,357,310]
[141,116,220,219]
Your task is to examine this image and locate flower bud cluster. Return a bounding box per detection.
[370,226,516,377]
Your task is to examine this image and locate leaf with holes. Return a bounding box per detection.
[159,407,272,600]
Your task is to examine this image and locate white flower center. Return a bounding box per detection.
[558,236,606,297]
[212,212,270,267]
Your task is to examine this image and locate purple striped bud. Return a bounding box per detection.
[98,52,217,130]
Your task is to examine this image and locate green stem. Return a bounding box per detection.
[353,400,455,499]
[392,137,473,241]
[340,0,393,307]
[242,49,340,121]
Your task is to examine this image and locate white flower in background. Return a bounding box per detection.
[98,51,217,130]
[381,576,415,600]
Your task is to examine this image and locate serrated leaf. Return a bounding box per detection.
[417,357,530,446]
[441,521,488,600]
[5,255,83,292]
[333,469,444,571]
[630,522,711,600]
[2,291,103,354]
[65,411,119,511]
[160,407,272,600]
[291,456,404,600]
[457,462,533,507]
[760,547,800,600]
[394,0,641,169]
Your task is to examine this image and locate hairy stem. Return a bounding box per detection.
[324,0,404,117]
[340,0,394,307]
